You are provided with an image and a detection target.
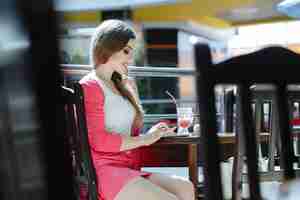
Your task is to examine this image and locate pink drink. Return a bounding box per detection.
[179,119,191,128]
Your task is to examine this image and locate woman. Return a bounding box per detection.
[79,19,195,200]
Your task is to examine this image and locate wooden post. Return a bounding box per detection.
[188,144,199,199]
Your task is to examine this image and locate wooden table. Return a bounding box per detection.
[153,132,271,198]
[155,135,201,188]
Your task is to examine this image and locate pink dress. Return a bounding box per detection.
[79,72,151,200]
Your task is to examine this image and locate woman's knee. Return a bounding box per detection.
[174,178,195,199]
[140,180,180,200]
[150,189,179,200]
[148,173,195,199]
[182,179,195,193]
[115,177,179,200]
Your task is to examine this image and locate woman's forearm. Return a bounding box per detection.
[120,135,149,151]
[120,122,172,151]
[120,131,163,151]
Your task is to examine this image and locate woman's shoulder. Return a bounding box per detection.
[79,71,95,84]
[79,72,104,94]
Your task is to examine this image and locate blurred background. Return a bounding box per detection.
[1,0,300,199]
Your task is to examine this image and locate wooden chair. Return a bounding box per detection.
[194,44,300,200]
[61,83,98,200]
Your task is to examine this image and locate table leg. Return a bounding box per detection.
[188,144,198,199]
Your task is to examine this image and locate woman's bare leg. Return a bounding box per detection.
[114,176,179,200]
[147,173,195,200]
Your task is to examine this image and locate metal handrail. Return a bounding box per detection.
[61,64,198,77]
[141,99,197,104]
[129,66,198,77]
[144,113,201,123]
[144,114,177,123]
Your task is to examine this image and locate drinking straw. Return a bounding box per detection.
[165,90,178,107]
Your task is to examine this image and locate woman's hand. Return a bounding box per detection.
[143,122,176,146]
[121,122,176,151]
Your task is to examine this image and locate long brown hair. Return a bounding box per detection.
[111,72,144,135]
[111,72,143,117]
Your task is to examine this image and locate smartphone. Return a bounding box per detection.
[111,71,122,82]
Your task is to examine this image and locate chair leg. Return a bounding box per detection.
[255,98,264,172]
[232,88,246,200]
[232,136,244,200]
[269,97,279,173]
[276,84,295,180]
[238,84,262,200]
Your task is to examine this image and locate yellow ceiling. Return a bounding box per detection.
[63,11,102,23]
[134,0,255,27]
[62,0,291,28]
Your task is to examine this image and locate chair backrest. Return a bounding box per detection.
[61,83,98,200]
[194,44,300,200]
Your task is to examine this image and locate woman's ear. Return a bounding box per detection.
[94,54,101,66]
[100,54,109,64]
[94,53,109,65]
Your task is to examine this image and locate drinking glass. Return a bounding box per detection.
[177,107,193,136]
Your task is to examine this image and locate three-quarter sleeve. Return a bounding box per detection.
[80,80,122,153]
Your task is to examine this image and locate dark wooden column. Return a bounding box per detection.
[102,9,133,20]
[224,89,234,132]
